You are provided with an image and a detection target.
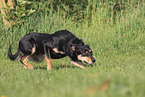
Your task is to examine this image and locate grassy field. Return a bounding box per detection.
[0,1,145,97]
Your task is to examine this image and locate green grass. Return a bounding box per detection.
[1,55,145,97]
[0,1,145,97]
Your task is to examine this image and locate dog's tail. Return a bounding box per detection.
[8,45,21,61]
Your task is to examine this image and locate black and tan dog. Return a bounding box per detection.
[8,30,95,70]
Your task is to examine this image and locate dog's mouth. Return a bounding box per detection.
[77,60,92,66]
[83,61,88,64]
[83,61,93,64]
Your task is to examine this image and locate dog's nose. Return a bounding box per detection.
[92,58,96,63]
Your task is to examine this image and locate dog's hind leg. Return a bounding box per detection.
[20,55,34,69]
[20,44,36,69]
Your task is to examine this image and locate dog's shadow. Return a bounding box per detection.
[34,64,95,70]
[34,64,76,70]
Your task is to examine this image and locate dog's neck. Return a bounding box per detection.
[68,37,77,44]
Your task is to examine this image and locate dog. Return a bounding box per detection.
[8,30,95,70]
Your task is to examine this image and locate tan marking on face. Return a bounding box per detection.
[77,55,93,64]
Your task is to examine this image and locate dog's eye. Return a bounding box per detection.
[89,50,93,54]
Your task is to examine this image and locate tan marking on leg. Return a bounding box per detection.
[53,48,64,54]
[45,54,51,70]
[21,56,34,69]
[20,45,35,69]
[23,64,27,69]
[53,48,59,53]
[31,44,36,54]
[71,61,85,69]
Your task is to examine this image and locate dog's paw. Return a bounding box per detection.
[27,65,34,70]
[47,66,51,71]
[23,65,27,69]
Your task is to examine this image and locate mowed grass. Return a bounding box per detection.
[0,2,145,97]
[1,55,145,97]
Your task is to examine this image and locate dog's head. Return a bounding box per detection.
[70,44,95,64]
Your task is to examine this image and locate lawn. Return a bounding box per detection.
[0,54,145,97]
[0,1,145,97]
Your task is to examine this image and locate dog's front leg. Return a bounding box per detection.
[71,61,86,69]
[44,44,51,70]
[45,54,51,70]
